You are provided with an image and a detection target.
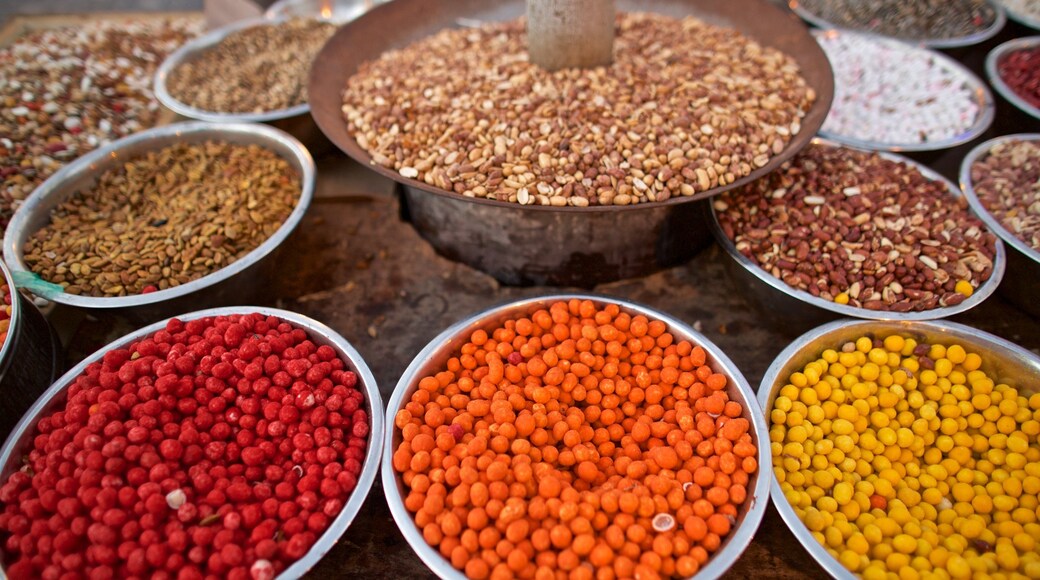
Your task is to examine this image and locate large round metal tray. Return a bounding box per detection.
[308,0,834,286]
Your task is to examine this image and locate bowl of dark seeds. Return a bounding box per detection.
[710,138,1005,326]
[960,134,1040,317]
[790,0,1005,49]
[154,17,337,144]
[1,121,315,322]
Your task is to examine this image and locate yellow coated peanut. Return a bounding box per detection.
[770,334,1040,579]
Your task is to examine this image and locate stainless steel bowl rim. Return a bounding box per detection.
[0,259,21,368]
[959,133,1040,266]
[985,36,1040,122]
[154,16,313,123]
[383,293,772,580]
[811,29,996,152]
[265,0,386,23]
[2,121,316,309]
[756,317,1040,580]
[709,137,1007,321]
[0,305,384,580]
[791,0,1007,49]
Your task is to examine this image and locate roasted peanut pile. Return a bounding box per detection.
[23,141,300,297]
[0,18,204,233]
[970,140,1040,252]
[166,18,336,114]
[342,13,815,207]
[715,144,998,312]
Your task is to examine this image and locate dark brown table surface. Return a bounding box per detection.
[51,148,1040,579]
[23,9,1040,580]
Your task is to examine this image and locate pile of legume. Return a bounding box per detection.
[817,32,982,147]
[769,333,1040,579]
[22,140,300,297]
[969,139,1040,252]
[342,13,816,207]
[165,18,336,114]
[997,46,1040,110]
[0,312,371,580]
[0,18,204,233]
[0,281,11,349]
[714,143,998,312]
[392,299,759,579]
[797,0,997,41]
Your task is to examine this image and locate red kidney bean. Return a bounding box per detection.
[0,313,369,579]
[999,47,1040,110]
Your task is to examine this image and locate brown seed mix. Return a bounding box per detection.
[0,18,204,234]
[970,139,1040,252]
[23,141,300,297]
[341,13,815,207]
[166,18,336,114]
[714,144,998,312]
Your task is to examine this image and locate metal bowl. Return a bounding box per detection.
[308,0,835,286]
[790,0,1006,49]
[383,294,773,579]
[0,306,384,579]
[757,318,1040,580]
[986,36,1040,123]
[959,134,1040,317]
[0,258,62,446]
[709,138,1007,326]
[2,121,315,322]
[813,29,996,153]
[994,0,1040,30]
[265,0,387,23]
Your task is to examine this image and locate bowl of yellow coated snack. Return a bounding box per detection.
[758,319,1040,580]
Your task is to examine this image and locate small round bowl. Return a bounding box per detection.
[0,258,62,445]
[154,17,313,124]
[383,294,772,579]
[265,0,385,23]
[2,121,315,321]
[791,0,1006,49]
[986,36,1040,123]
[996,0,1040,30]
[709,138,1007,324]
[959,134,1040,317]
[757,318,1040,580]
[814,29,996,153]
[0,306,384,578]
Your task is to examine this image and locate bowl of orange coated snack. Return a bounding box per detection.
[383,295,771,579]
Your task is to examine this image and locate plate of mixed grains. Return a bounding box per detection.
[385,295,772,579]
[310,0,834,209]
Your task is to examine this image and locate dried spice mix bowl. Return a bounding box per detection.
[960,134,1040,317]
[0,258,62,446]
[0,306,383,579]
[758,318,1040,580]
[790,0,1006,49]
[383,294,772,579]
[154,17,335,148]
[309,0,836,287]
[985,36,1040,128]
[2,122,315,323]
[709,139,1006,328]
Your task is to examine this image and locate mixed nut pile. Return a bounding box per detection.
[970,139,1040,252]
[0,312,371,580]
[715,144,998,312]
[165,18,336,114]
[22,141,300,297]
[0,17,203,233]
[342,13,816,207]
